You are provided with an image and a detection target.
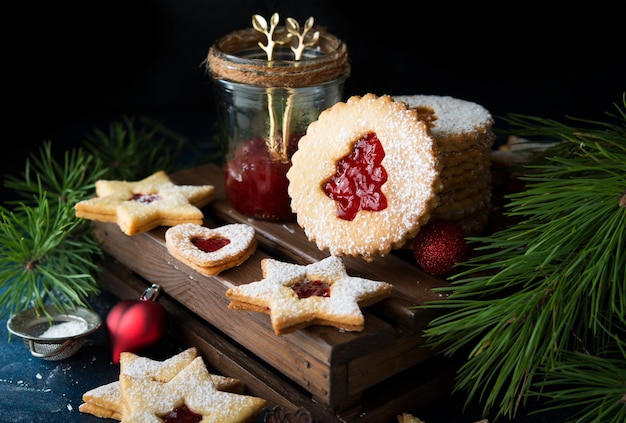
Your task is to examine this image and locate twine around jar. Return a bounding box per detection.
[206,22,350,162]
[206,27,350,88]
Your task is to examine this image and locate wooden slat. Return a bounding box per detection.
[172,163,450,332]
[98,256,457,422]
[93,222,399,409]
[97,259,341,423]
[93,164,453,414]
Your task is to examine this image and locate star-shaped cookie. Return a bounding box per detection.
[226,255,393,335]
[120,356,266,423]
[79,347,243,420]
[74,170,215,235]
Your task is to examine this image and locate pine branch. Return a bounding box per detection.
[0,194,102,320]
[532,349,626,423]
[419,94,626,422]
[1,116,191,321]
[82,116,190,180]
[3,140,107,207]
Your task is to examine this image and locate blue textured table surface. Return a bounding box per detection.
[1,289,578,423]
[0,291,187,423]
[1,291,122,423]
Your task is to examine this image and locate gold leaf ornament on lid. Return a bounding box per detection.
[286,16,319,60]
[252,13,293,60]
[251,13,320,61]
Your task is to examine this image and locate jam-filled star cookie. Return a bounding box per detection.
[287,93,441,261]
[225,255,393,335]
[165,223,257,276]
[74,170,214,235]
[79,348,243,420]
[119,356,266,423]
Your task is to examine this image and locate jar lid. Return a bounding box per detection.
[206,24,350,88]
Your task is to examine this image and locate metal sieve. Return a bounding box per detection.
[6,305,102,361]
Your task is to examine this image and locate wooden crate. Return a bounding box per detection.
[94,164,457,422]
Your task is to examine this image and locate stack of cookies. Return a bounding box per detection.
[393,95,495,235]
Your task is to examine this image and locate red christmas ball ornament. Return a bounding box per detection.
[106,284,169,364]
[412,219,470,276]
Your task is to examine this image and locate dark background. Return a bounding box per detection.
[2,2,623,421]
[5,1,624,187]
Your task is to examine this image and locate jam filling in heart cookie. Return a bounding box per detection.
[74,170,215,236]
[193,236,230,252]
[287,93,441,261]
[165,223,257,276]
[225,255,393,335]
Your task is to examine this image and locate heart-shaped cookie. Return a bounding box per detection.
[165,223,256,276]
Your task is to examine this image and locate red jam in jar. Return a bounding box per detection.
[223,135,300,222]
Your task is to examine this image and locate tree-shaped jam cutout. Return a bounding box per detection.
[323,132,388,220]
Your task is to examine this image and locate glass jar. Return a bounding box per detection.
[206,24,350,222]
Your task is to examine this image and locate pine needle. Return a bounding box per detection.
[1,116,189,320]
[3,140,107,207]
[82,116,189,180]
[0,194,102,319]
[418,93,626,422]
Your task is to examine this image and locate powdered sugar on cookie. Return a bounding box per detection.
[393,94,493,139]
[225,255,393,335]
[74,170,215,236]
[287,94,441,261]
[79,348,245,421]
[120,356,265,423]
[79,347,202,421]
[393,94,495,236]
[165,223,257,276]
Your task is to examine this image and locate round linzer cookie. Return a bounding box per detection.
[287,93,441,261]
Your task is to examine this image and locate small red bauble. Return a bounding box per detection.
[106,284,169,364]
[412,220,470,276]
